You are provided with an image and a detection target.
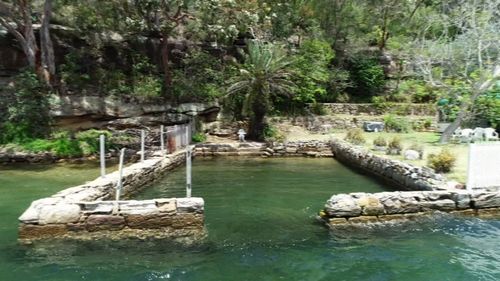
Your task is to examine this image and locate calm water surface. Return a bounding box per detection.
[0,158,499,281]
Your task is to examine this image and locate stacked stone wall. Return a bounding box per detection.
[194,141,333,158]
[330,139,447,191]
[18,148,205,243]
[318,103,437,116]
[321,190,500,227]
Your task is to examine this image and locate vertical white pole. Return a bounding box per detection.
[160,125,165,156]
[99,134,106,178]
[115,148,126,203]
[186,146,192,198]
[185,125,189,146]
[141,129,145,163]
[466,143,474,191]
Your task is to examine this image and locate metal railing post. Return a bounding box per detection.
[140,129,145,163]
[160,125,165,156]
[186,146,192,198]
[99,134,106,178]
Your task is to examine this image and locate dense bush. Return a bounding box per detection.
[192,132,207,143]
[428,149,456,173]
[345,128,366,145]
[383,114,411,133]
[0,71,51,144]
[263,125,285,143]
[373,136,387,147]
[387,136,403,155]
[347,56,386,100]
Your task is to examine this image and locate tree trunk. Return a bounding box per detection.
[439,108,467,143]
[248,100,267,141]
[439,69,500,143]
[161,34,172,95]
[40,0,56,86]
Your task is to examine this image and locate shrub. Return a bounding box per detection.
[50,131,82,157]
[264,125,285,143]
[192,132,207,143]
[0,70,51,144]
[383,114,411,133]
[387,136,402,155]
[428,149,456,173]
[75,129,113,154]
[310,102,328,115]
[373,136,387,147]
[345,128,365,145]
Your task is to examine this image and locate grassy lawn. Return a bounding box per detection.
[334,131,468,183]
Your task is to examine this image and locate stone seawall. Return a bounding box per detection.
[321,190,500,227]
[18,148,205,243]
[330,139,448,191]
[194,141,333,158]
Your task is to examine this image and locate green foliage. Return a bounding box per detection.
[227,41,296,140]
[291,39,334,104]
[21,131,81,158]
[383,114,411,133]
[397,79,438,103]
[16,129,117,158]
[373,136,387,147]
[0,71,51,144]
[310,102,328,115]
[345,128,365,145]
[263,124,285,143]
[75,129,113,154]
[173,49,236,102]
[348,56,385,99]
[473,85,500,129]
[428,149,456,173]
[191,132,207,143]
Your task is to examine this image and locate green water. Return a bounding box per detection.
[0,158,499,280]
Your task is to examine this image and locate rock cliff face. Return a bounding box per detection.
[50,94,220,130]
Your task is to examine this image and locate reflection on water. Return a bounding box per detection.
[0,158,499,281]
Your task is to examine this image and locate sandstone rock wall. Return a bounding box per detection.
[330,139,447,191]
[51,94,219,130]
[321,190,500,227]
[18,148,205,243]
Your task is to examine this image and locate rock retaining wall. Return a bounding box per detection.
[321,190,500,227]
[18,148,205,243]
[318,103,437,116]
[269,115,436,133]
[330,139,448,191]
[194,141,333,158]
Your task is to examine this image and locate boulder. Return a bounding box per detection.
[404,150,420,160]
[471,192,500,208]
[325,194,362,217]
[177,198,204,213]
[356,195,385,215]
[38,203,81,225]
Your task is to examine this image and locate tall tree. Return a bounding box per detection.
[227,41,296,140]
[0,0,55,86]
[133,0,193,94]
[412,0,500,143]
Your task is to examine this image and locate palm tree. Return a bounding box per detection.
[227,41,296,141]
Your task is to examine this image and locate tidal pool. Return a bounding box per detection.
[0,158,499,280]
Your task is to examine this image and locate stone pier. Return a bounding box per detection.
[18,148,206,243]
